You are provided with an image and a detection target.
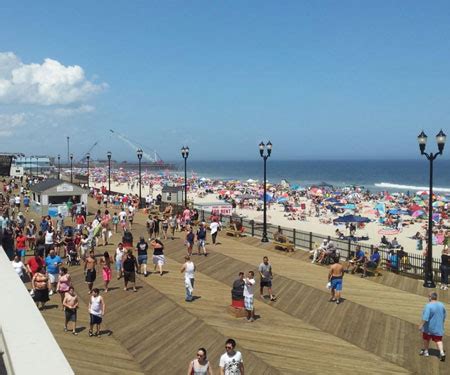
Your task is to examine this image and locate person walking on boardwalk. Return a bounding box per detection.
[136,236,149,276]
[151,238,165,276]
[419,292,446,361]
[244,271,256,322]
[259,256,276,301]
[63,286,79,335]
[115,243,125,280]
[88,288,105,337]
[185,227,195,256]
[122,249,138,292]
[219,338,244,375]
[181,255,196,302]
[328,261,344,305]
[197,222,208,256]
[100,251,112,292]
[187,347,213,375]
[84,250,97,294]
[210,218,220,246]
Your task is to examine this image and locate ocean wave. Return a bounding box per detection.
[375,182,450,193]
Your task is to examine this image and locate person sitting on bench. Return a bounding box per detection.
[346,246,366,274]
[386,250,399,272]
[318,240,337,263]
[362,248,381,277]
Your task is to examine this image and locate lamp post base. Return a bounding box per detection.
[423,275,436,288]
[261,235,269,243]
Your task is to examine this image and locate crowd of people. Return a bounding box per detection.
[3,175,448,370]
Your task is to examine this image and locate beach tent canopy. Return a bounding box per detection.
[333,214,371,224]
[342,203,356,210]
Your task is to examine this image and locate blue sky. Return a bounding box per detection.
[0,1,450,161]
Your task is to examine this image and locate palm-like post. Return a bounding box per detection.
[107,151,112,195]
[259,141,272,242]
[137,148,143,208]
[86,152,90,189]
[70,153,73,183]
[57,154,61,180]
[181,146,190,207]
[418,130,446,288]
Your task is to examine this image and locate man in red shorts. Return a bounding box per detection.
[419,292,446,361]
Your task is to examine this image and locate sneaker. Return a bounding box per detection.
[440,352,446,362]
[64,327,68,332]
[419,349,429,357]
[336,299,341,305]
[72,331,78,336]
[89,331,94,337]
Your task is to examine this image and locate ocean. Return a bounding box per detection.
[176,160,450,193]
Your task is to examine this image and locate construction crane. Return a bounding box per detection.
[79,141,99,162]
[109,129,163,163]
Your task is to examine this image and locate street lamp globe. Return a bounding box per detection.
[417,131,428,154]
[107,151,112,159]
[266,141,273,156]
[259,142,265,156]
[436,129,447,153]
[137,149,143,159]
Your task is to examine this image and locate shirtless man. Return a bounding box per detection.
[63,286,79,335]
[328,261,344,305]
[84,250,97,294]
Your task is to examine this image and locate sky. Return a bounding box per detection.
[1,1,450,162]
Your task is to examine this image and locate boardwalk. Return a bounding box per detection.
[20,198,448,374]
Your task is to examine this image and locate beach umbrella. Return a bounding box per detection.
[343,203,356,210]
[412,210,425,217]
[413,196,423,202]
[333,215,371,224]
[364,209,378,215]
[433,201,445,207]
[417,201,426,207]
[277,197,288,203]
[409,204,422,211]
[432,213,441,222]
[416,190,429,196]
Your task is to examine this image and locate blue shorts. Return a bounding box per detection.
[244,296,254,311]
[138,255,148,265]
[331,277,343,291]
[16,249,26,257]
[115,260,122,271]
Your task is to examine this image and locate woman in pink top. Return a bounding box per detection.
[57,267,72,306]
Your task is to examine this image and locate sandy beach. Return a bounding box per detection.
[90,177,448,258]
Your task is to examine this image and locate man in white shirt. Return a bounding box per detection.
[210,219,221,245]
[219,338,244,375]
[244,271,255,322]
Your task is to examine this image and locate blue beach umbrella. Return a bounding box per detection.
[333,215,371,224]
[343,204,356,210]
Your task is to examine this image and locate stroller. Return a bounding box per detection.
[66,241,80,266]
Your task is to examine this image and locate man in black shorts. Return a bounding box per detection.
[259,256,276,301]
[84,250,97,294]
[122,249,138,292]
[63,286,79,335]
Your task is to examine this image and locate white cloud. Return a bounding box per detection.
[0,52,107,105]
[52,104,95,117]
[0,113,27,136]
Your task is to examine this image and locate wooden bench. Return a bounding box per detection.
[225,228,244,237]
[273,241,295,252]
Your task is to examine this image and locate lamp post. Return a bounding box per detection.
[86,152,90,189]
[57,154,61,180]
[418,130,446,288]
[70,153,73,183]
[137,149,143,208]
[259,141,272,243]
[107,151,112,195]
[181,146,189,207]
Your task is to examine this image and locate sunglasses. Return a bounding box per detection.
[225,346,233,350]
